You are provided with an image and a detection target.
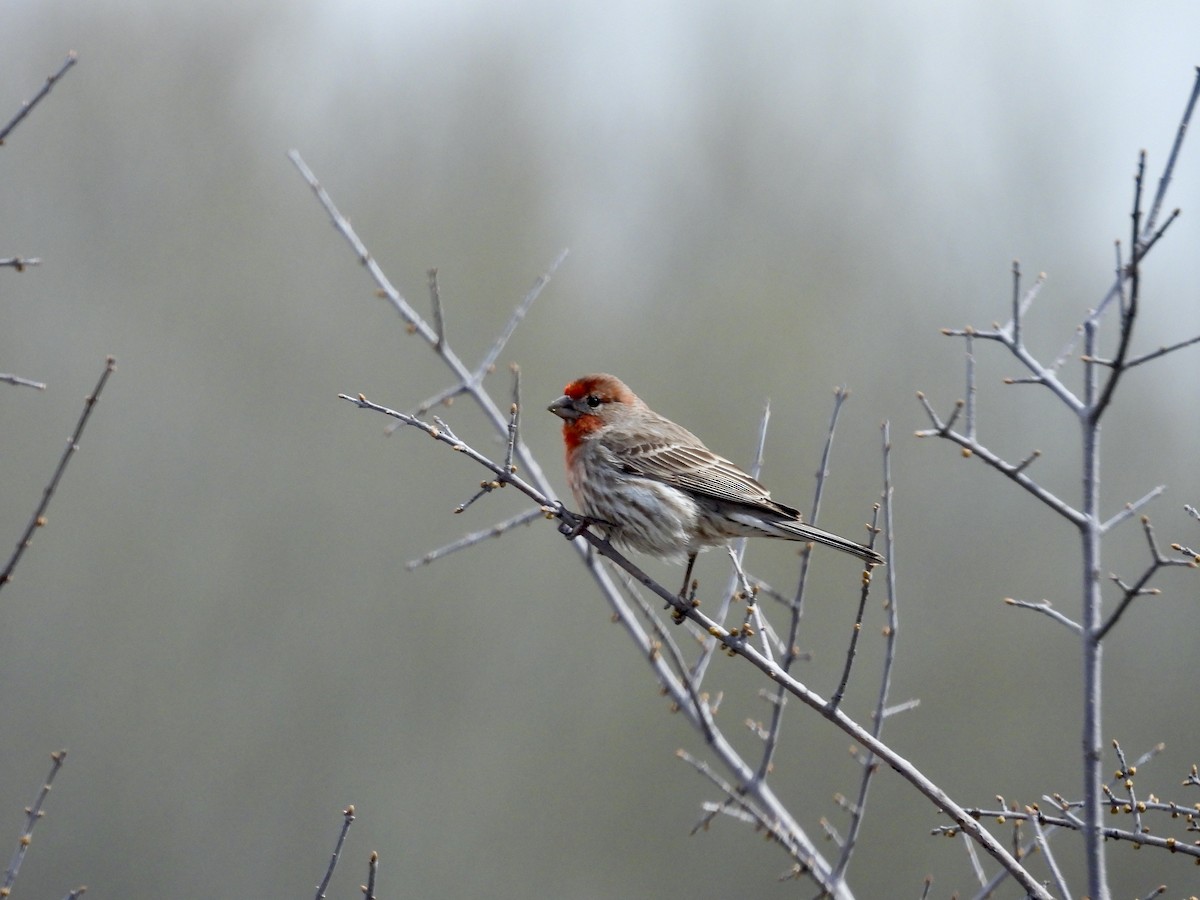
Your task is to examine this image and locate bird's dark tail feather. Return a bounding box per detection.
[779,520,884,566]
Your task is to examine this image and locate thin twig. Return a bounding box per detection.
[428,268,446,350]
[503,364,521,474]
[832,424,898,882]
[1008,260,1022,348]
[964,330,977,442]
[1096,516,1192,642]
[939,319,1084,412]
[827,513,879,710]
[621,574,718,744]
[1144,66,1200,236]
[755,389,849,783]
[314,805,355,900]
[1110,740,1144,835]
[1004,597,1082,634]
[1091,150,1146,422]
[1030,812,1071,900]
[363,851,378,900]
[0,257,41,270]
[915,401,1085,526]
[0,52,77,145]
[1100,485,1165,533]
[1,357,116,592]
[404,507,543,569]
[1,750,67,893]
[478,251,568,377]
[1122,332,1200,369]
[0,373,47,389]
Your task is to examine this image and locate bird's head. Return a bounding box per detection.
[548,373,639,449]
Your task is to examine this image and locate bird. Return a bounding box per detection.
[547,373,883,596]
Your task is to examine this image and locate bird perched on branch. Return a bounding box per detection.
[548,373,883,595]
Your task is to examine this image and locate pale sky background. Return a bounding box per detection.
[2,2,1199,897]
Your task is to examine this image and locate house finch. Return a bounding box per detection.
[548,373,883,593]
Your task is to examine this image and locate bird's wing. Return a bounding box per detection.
[616,431,801,518]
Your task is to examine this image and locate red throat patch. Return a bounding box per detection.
[561,413,602,453]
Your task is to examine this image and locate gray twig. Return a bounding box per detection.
[313,805,355,900]
[1,357,116,592]
[1,750,67,893]
[0,52,77,144]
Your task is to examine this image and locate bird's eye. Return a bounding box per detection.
[586,395,602,408]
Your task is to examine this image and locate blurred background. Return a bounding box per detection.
[2,1,1199,896]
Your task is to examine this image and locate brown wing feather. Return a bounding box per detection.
[611,418,801,518]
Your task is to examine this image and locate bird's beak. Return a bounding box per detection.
[548,394,580,421]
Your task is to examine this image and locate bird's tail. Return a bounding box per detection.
[785,521,884,565]
[726,511,883,565]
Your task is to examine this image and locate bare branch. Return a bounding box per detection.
[0,52,77,145]
[0,373,47,390]
[0,257,41,270]
[914,405,1084,526]
[977,743,1170,896]
[939,310,1084,413]
[828,500,883,711]
[1,750,67,893]
[288,151,436,342]
[1030,812,1071,900]
[1100,485,1165,533]
[1144,66,1200,236]
[832,422,899,883]
[1,357,116,593]
[478,249,568,376]
[502,363,521,474]
[1090,150,1146,422]
[1122,332,1200,369]
[313,805,355,900]
[1095,516,1193,642]
[364,850,378,900]
[1004,597,1082,634]
[428,268,446,350]
[404,507,543,569]
[754,389,851,784]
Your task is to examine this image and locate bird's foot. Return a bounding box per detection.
[554,505,614,540]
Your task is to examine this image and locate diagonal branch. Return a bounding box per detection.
[1,357,116,593]
[405,507,543,569]
[1004,596,1081,634]
[1095,516,1194,642]
[0,373,47,390]
[1,750,67,893]
[313,806,355,900]
[916,392,1084,526]
[1091,151,1146,423]
[1144,66,1200,237]
[1100,485,1165,533]
[1121,332,1200,369]
[0,52,77,145]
